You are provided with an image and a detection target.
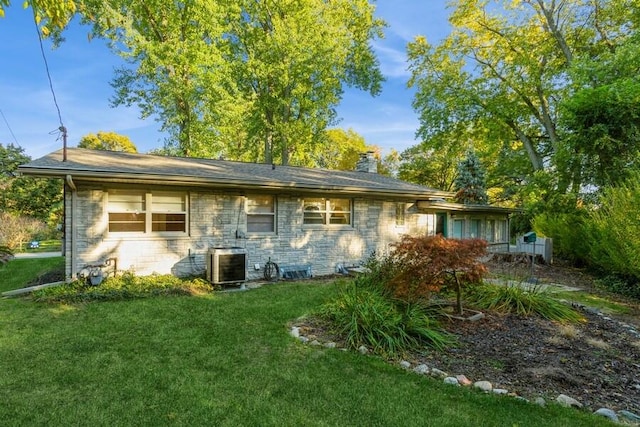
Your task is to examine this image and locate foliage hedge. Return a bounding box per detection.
[533,172,640,297]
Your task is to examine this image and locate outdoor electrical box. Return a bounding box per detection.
[523,231,537,243]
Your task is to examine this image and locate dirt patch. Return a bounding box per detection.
[25,268,65,287]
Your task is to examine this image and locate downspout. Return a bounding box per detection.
[65,175,77,280]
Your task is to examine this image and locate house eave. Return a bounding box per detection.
[19,166,452,200]
[416,200,516,214]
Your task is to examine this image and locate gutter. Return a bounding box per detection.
[65,175,77,280]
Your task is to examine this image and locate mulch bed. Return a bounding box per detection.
[299,260,640,414]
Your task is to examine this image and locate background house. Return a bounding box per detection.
[19,149,513,282]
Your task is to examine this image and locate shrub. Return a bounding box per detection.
[594,275,640,300]
[533,211,591,265]
[389,235,488,314]
[31,273,212,303]
[467,283,584,323]
[586,173,640,284]
[320,277,453,357]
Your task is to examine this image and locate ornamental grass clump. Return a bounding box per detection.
[320,270,453,358]
[31,272,212,303]
[467,282,585,323]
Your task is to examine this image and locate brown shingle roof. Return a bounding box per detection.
[19,148,452,199]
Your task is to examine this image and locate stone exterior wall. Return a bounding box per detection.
[64,184,436,281]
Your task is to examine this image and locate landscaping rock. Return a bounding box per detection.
[556,394,583,408]
[310,340,321,346]
[299,336,309,343]
[456,374,472,386]
[533,397,546,407]
[358,345,369,355]
[619,410,640,423]
[430,368,448,379]
[474,381,493,393]
[468,312,485,322]
[323,341,337,349]
[492,388,508,395]
[399,360,411,369]
[444,377,460,386]
[413,364,429,375]
[290,326,300,338]
[594,408,618,422]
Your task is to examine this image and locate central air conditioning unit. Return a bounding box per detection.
[206,247,247,285]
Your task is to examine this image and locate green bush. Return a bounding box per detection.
[533,211,590,265]
[586,173,640,284]
[467,283,584,323]
[594,275,640,300]
[31,273,212,303]
[320,276,453,358]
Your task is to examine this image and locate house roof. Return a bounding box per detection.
[416,200,516,215]
[18,148,453,199]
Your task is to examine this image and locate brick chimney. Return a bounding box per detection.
[355,151,377,173]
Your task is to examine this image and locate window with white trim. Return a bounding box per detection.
[108,190,187,234]
[303,198,351,226]
[246,195,276,233]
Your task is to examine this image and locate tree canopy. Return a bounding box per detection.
[87,0,385,165]
[406,0,639,197]
[78,131,137,152]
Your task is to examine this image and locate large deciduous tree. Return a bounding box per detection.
[86,0,384,165]
[407,0,637,195]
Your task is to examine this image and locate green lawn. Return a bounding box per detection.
[0,256,64,293]
[0,259,611,426]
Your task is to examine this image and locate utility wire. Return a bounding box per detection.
[0,109,19,145]
[32,9,65,132]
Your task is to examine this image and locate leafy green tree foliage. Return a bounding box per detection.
[78,131,137,153]
[0,0,77,39]
[453,150,488,204]
[314,128,369,171]
[407,0,638,197]
[0,143,63,225]
[89,0,384,165]
[397,142,459,191]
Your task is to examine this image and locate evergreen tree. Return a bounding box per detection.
[454,151,488,205]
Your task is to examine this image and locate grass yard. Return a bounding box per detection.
[0,260,611,426]
[0,257,64,294]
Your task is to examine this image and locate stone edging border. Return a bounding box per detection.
[289,322,640,425]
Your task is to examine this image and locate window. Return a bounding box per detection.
[303,198,351,226]
[469,219,481,238]
[247,195,276,233]
[453,219,464,238]
[108,191,146,232]
[486,219,496,242]
[108,190,187,234]
[496,219,507,242]
[395,203,405,226]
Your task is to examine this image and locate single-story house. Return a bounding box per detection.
[18,148,513,283]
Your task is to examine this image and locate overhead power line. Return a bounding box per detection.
[32,9,68,160]
[0,109,19,145]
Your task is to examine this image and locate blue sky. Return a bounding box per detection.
[0,2,452,160]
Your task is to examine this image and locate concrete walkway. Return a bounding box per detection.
[14,252,63,259]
